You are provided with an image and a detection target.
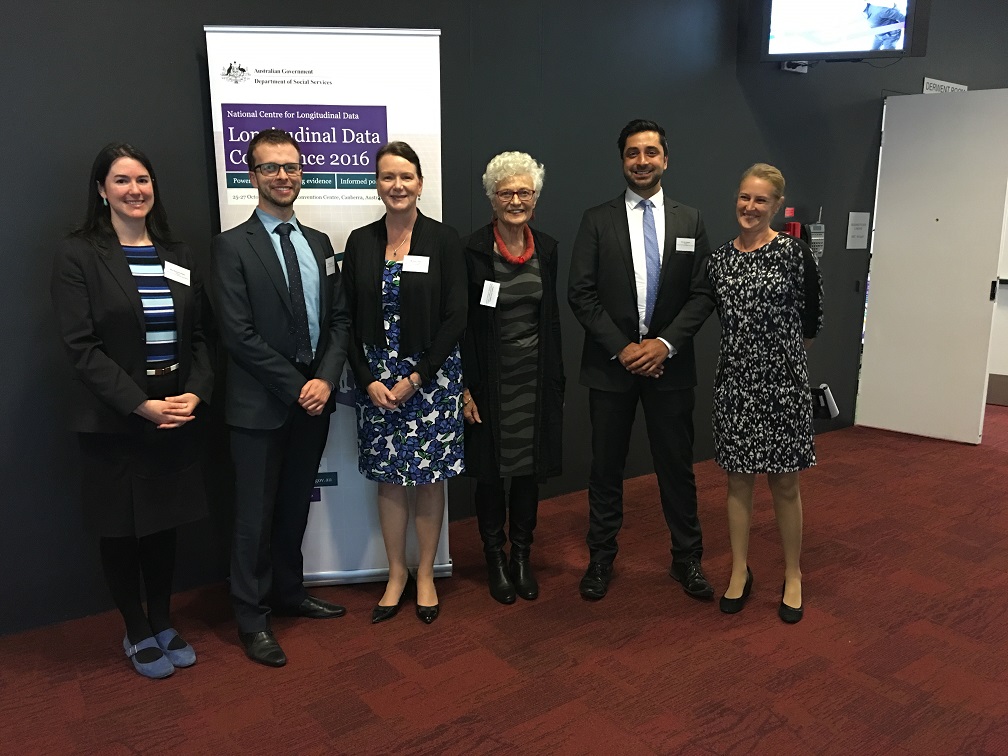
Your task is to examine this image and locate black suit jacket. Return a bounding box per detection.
[210,212,350,430]
[568,191,715,392]
[342,211,467,387]
[51,234,213,434]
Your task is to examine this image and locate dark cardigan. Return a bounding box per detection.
[460,224,565,482]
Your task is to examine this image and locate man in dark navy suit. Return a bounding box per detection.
[212,129,350,666]
[568,119,715,602]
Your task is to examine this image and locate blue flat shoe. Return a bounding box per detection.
[123,636,174,679]
[154,628,196,668]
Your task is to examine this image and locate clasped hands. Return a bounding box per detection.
[298,378,332,416]
[619,339,668,378]
[134,393,201,429]
[367,372,421,411]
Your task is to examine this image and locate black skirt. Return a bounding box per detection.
[77,371,208,538]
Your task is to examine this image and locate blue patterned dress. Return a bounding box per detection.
[356,260,465,484]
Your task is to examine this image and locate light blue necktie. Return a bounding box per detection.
[640,199,660,328]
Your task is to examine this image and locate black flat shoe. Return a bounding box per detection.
[669,559,714,600]
[416,603,439,624]
[371,573,416,624]
[274,595,346,619]
[239,630,287,667]
[579,561,613,600]
[778,583,804,624]
[719,567,753,614]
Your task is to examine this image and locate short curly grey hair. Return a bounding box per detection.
[481,151,545,202]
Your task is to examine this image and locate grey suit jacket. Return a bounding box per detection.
[211,212,350,430]
[567,191,715,392]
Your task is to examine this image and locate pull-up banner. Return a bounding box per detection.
[205,25,450,584]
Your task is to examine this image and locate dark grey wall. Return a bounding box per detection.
[3,1,1006,634]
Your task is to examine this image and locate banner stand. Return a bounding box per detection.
[205,25,450,584]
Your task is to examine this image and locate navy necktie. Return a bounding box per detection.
[274,222,313,366]
[639,199,661,329]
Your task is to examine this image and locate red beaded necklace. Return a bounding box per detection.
[492,218,535,265]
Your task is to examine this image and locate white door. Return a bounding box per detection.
[856,89,1008,444]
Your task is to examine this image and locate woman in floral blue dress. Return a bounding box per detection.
[343,142,467,624]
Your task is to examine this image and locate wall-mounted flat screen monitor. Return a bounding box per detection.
[761,0,929,61]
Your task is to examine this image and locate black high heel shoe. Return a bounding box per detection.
[778,583,804,624]
[416,603,440,624]
[415,577,439,624]
[719,567,753,614]
[371,573,416,624]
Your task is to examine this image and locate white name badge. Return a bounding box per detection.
[163,261,191,286]
[325,256,336,276]
[480,280,500,307]
[401,255,430,273]
[675,237,696,253]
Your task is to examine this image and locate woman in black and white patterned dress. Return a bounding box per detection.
[707,163,822,623]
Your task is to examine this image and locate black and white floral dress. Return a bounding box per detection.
[708,234,823,474]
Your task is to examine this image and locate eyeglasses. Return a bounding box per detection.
[253,162,303,177]
[495,188,535,202]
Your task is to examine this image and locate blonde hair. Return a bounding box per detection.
[740,162,786,202]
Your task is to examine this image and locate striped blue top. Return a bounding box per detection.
[123,245,178,366]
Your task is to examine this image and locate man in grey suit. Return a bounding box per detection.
[568,119,715,602]
[212,128,350,666]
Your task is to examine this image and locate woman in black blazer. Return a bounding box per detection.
[51,144,212,678]
[461,151,565,604]
[343,141,467,625]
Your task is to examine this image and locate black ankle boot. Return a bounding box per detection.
[508,546,539,600]
[485,549,516,604]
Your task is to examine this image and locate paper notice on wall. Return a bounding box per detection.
[847,212,871,249]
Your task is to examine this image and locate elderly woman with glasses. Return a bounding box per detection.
[461,151,565,604]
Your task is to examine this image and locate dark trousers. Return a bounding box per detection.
[229,406,331,633]
[587,383,703,565]
[475,475,539,552]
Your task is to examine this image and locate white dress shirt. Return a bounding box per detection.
[624,187,674,356]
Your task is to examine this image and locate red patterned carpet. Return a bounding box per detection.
[3,411,1008,754]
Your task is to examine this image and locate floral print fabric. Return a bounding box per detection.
[708,234,821,474]
[356,260,464,484]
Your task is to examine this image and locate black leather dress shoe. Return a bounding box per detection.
[579,561,613,600]
[719,567,753,614]
[239,630,287,667]
[275,595,347,619]
[778,584,804,624]
[416,603,439,624]
[372,573,416,624]
[670,559,714,600]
